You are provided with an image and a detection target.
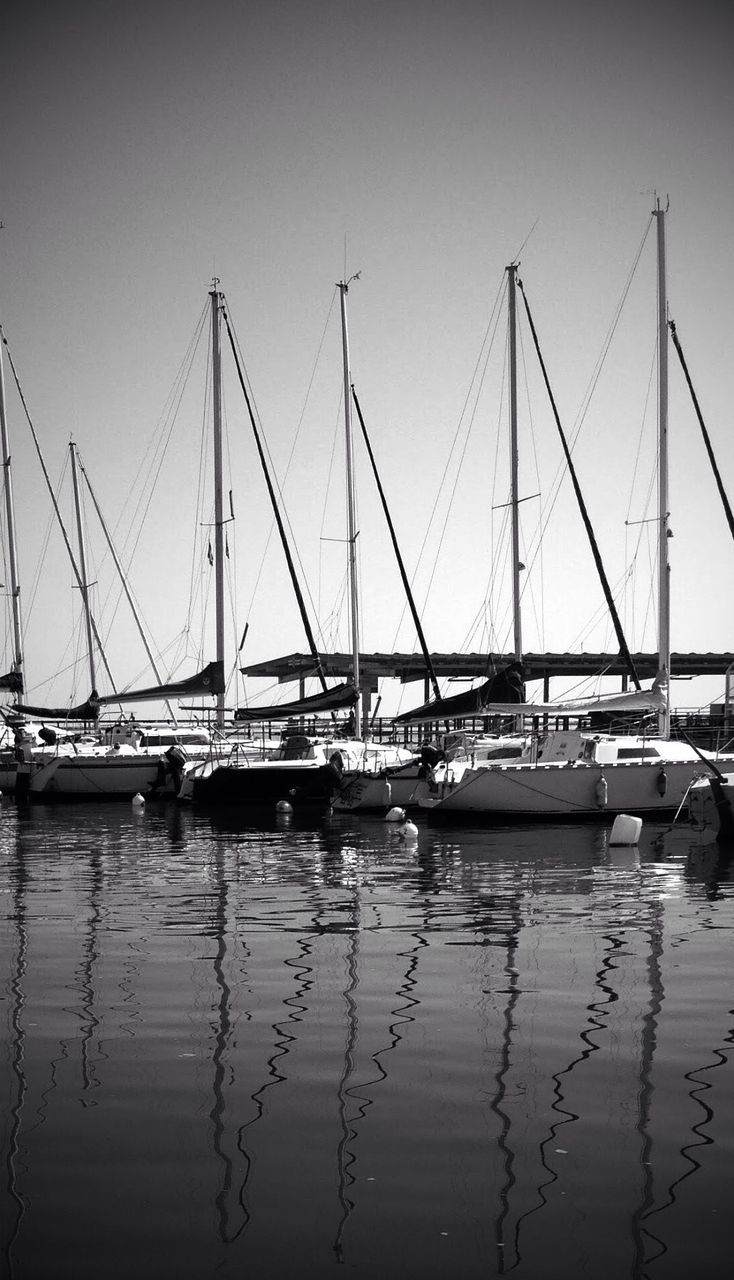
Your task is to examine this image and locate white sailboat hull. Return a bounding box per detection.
[332,763,422,812]
[422,756,728,820]
[29,753,163,797]
[1,737,212,800]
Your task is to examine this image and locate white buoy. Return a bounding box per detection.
[609,813,642,846]
[132,792,145,809]
[275,800,294,815]
[386,806,406,823]
[398,819,419,841]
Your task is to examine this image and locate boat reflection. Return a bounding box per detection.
[1,810,733,1277]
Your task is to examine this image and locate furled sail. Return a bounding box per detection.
[13,691,101,721]
[97,660,225,705]
[0,669,23,694]
[398,667,667,724]
[234,681,359,722]
[480,673,668,718]
[396,662,526,724]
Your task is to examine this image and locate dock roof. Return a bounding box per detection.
[241,651,734,689]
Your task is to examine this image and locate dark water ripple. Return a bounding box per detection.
[1,802,733,1279]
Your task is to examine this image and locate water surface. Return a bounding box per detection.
[1,801,732,1278]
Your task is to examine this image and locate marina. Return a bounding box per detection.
[2,205,732,822]
[1,800,732,1279]
[2,5,734,1279]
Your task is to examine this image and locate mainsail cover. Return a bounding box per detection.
[234,681,359,722]
[480,674,669,718]
[97,660,225,705]
[399,668,667,724]
[13,692,101,721]
[396,663,526,724]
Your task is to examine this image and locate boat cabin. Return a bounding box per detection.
[102,723,210,750]
[531,731,691,766]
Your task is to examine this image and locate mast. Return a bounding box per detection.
[222,308,330,696]
[76,452,177,723]
[2,330,117,693]
[70,441,97,695]
[338,278,362,739]
[0,330,23,686]
[516,277,641,690]
[507,264,522,663]
[351,384,442,704]
[210,283,226,731]
[653,200,671,737]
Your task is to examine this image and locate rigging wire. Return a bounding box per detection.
[517,274,641,689]
[515,313,545,652]
[401,218,654,704]
[570,216,654,450]
[670,318,734,541]
[352,385,441,702]
[1,334,117,695]
[390,274,508,676]
[484,345,513,657]
[114,302,209,574]
[318,385,344,650]
[223,300,329,693]
[81,302,212,691]
[418,279,508,612]
[623,341,658,653]
[519,217,655,597]
[228,293,336,660]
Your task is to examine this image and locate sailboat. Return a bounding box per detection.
[333,264,537,814]
[420,203,734,822]
[177,280,412,812]
[0,322,223,800]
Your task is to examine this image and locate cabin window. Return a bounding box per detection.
[616,747,661,759]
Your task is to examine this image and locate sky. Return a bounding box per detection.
[1,0,733,719]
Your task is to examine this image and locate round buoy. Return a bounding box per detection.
[398,819,419,841]
[609,813,642,846]
[386,806,406,823]
[132,792,145,809]
[276,800,294,815]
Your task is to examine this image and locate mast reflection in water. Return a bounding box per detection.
[1,803,732,1279]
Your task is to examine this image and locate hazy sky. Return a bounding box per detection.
[2,0,733,715]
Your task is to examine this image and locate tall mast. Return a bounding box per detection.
[507,263,522,663]
[76,452,177,723]
[0,330,23,686]
[338,278,362,739]
[653,200,671,737]
[70,441,97,694]
[210,283,226,731]
[1,330,116,692]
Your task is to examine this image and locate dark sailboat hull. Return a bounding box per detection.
[190,760,342,810]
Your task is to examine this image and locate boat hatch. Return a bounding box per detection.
[277,735,317,760]
[536,732,587,762]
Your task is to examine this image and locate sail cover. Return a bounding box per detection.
[481,675,668,718]
[398,667,667,724]
[0,668,23,694]
[13,692,101,721]
[97,660,225,705]
[396,663,526,723]
[234,681,359,722]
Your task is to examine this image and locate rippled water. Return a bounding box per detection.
[1,800,732,1279]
